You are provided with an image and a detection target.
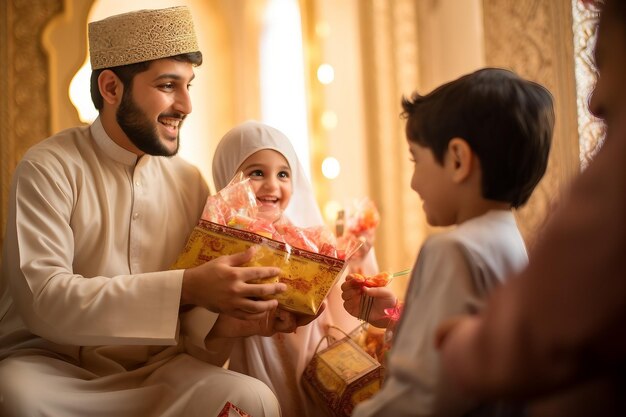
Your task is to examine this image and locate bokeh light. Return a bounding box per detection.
[317,64,335,84]
[321,156,340,179]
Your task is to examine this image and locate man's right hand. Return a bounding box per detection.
[180,246,286,320]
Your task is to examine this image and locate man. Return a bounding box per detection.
[436,0,626,415]
[0,7,287,416]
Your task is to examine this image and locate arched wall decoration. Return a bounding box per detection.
[572,0,604,168]
[44,0,94,133]
[482,0,581,248]
[0,0,64,253]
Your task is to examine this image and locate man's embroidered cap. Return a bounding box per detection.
[88,6,199,70]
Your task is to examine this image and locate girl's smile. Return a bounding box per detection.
[237,149,293,211]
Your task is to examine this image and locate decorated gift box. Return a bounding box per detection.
[302,269,409,415]
[171,174,361,315]
[302,326,384,417]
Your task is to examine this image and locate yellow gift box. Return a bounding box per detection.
[302,335,383,417]
[171,219,347,315]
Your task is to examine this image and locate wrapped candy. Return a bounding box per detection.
[201,173,257,224]
[349,269,410,322]
[227,213,255,230]
[346,198,380,235]
[338,198,381,263]
[349,271,392,288]
[201,193,231,224]
[220,172,258,220]
[201,174,362,259]
[256,204,282,223]
[228,215,277,240]
[274,222,320,253]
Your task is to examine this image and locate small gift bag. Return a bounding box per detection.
[302,326,384,417]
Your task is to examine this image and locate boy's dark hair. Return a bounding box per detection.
[89,51,203,110]
[401,68,554,208]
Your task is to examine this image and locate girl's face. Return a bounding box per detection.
[237,149,293,211]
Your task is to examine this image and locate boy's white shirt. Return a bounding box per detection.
[352,209,527,417]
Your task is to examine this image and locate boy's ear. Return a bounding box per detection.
[447,137,473,183]
[98,70,124,106]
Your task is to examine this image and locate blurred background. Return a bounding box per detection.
[0,0,603,297]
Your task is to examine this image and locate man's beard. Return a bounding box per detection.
[116,90,183,157]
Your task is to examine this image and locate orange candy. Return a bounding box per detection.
[348,271,391,288]
[347,200,380,235]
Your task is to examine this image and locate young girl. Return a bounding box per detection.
[212,120,376,417]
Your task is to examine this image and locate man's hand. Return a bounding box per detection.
[209,301,328,339]
[181,246,286,320]
[208,309,291,338]
[341,274,397,328]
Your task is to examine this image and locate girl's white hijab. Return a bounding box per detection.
[212,123,369,417]
[212,120,324,228]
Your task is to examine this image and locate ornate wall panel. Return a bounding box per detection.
[482,0,581,247]
[572,0,604,168]
[44,0,93,133]
[0,0,63,253]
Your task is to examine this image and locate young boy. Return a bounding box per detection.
[341,68,554,416]
[438,1,626,415]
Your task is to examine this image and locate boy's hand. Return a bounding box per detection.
[341,274,397,328]
[181,246,286,320]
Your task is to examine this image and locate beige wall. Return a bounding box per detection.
[351,0,487,297]
[417,0,485,92]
